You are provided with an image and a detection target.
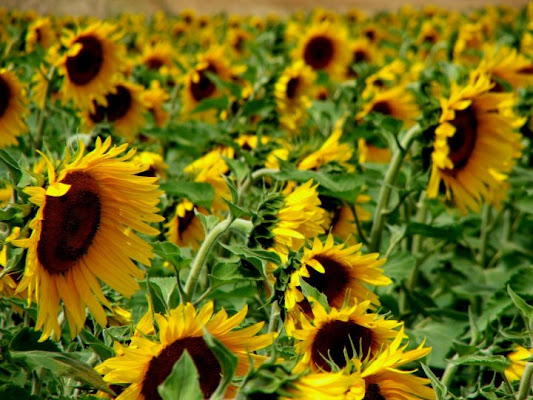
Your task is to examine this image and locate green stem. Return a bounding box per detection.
[478,203,491,268]
[237,168,278,205]
[517,362,533,400]
[407,191,428,292]
[268,301,280,334]
[33,66,55,150]
[502,208,512,242]
[183,215,233,301]
[368,124,422,252]
[441,354,459,389]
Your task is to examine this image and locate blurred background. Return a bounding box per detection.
[3,0,530,17]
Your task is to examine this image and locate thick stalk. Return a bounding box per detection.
[478,203,491,268]
[368,124,422,252]
[517,362,533,400]
[407,191,428,291]
[268,301,281,334]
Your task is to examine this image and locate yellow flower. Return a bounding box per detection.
[357,86,419,124]
[0,227,21,297]
[141,80,170,127]
[25,17,56,52]
[96,302,276,399]
[479,45,533,91]
[13,137,164,340]
[427,71,523,213]
[0,68,28,148]
[132,151,168,179]
[505,346,533,381]
[292,300,402,372]
[57,22,125,112]
[283,370,362,400]
[165,198,206,249]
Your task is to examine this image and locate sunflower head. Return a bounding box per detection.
[293,22,351,81]
[165,198,206,249]
[13,137,163,340]
[0,69,28,148]
[505,345,533,381]
[58,22,126,112]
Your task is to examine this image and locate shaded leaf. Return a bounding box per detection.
[157,351,203,400]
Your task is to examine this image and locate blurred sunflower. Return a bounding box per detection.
[13,137,163,340]
[505,345,533,381]
[83,81,147,141]
[141,80,169,127]
[346,38,376,78]
[165,198,206,250]
[292,300,402,372]
[0,227,21,297]
[0,69,28,148]
[479,45,533,91]
[139,41,175,72]
[96,302,276,400]
[346,327,434,400]
[323,199,372,241]
[357,139,391,164]
[25,17,56,52]
[181,47,235,120]
[357,86,419,124]
[275,60,316,133]
[285,234,390,313]
[427,72,523,213]
[293,22,351,81]
[57,22,125,112]
[133,151,168,179]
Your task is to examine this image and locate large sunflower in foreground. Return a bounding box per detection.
[0,69,28,148]
[293,22,351,81]
[292,300,402,372]
[96,302,276,400]
[282,370,361,400]
[57,22,125,112]
[82,81,147,141]
[346,327,434,400]
[427,72,523,213]
[13,137,163,340]
[285,234,390,313]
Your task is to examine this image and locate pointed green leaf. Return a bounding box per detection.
[157,351,203,400]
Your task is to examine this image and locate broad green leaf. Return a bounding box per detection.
[152,241,191,269]
[242,98,273,116]
[220,243,281,271]
[149,277,178,305]
[507,285,533,320]
[157,351,203,400]
[0,150,22,184]
[0,384,40,400]
[223,157,249,183]
[451,355,510,372]
[420,363,448,400]
[195,211,220,234]
[203,329,238,400]
[9,327,60,352]
[406,222,462,241]
[80,329,114,360]
[210,262,262,281]
[193,96,229,113]
[11,350,114,396]
[160,181,215,209]
[515,195,533,214]
[299,279,330,313]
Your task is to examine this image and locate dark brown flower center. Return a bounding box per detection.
[145,56,165,70]
[37,171,101,275]
[285,77,301,99]
[311,320,373,371]
[178,209,196,239]
[364,29,376,41]
[304,36,335,70]
[303,255,350,306]
[353,49,369,63]
[141,336,221,400]
[363,383,385,400]
[190,64,217,102]
[370,100,393,116]
[0,75,11,118]
[66,35,104,86]
[90,85,132,123]
[445,106,477,172]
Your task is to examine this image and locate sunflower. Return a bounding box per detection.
[293,22,351,81]
[285,234,390,315]
[346,38,376,78]
[184,146,234,213]
[323,199,372,241]
[357,86,419,124]
[0,69,28,148]
[141,80,169,127]
[139,41,175,72]
[57,22,125,112]
[346,327,434,400]
[297,119,354,171]
[427,72,523,214]
[505,346,533,381]
[270,180,326,260]
[165,198,206,250]
[133,151,169,179]
[13,137,164,340]
[181,47,235,119]
[282,370,361,400]
[453,22,484,63]
[357,139,391,164]
[82,81,147,141]
[0,227,21,297]
[25,17,56,52]
[96,302,276,400]
[275,60,316,133]
[292,300,402,372]
[479,45,533,91]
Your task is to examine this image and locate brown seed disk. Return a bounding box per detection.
[0,75,11,118]
[37,171,101,275]
[303,255,350,307]
[285,77,301,100]
[304,36,335,70]
[66,35,104,86]
[141,336,222,400]
[445,106,477,172]
[190,64,218,101]
[311,319,373,371]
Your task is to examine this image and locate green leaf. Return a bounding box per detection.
[451,355,510,372]
[193,96,229,113]
[152,241,191,269]
[0,150,22,185]
[507,285,533,320]
[0,385,40,400]
[149,277,178,305]
[220,243,281,270]
[146,278,167,314]
[223,157,249,183]
[195,211,220,234]
[420,363,448,400]
[203,329,238,400]
[157,351,203,400]
[405,222,462,241]
[11,350,114,396]
[210,262,262,281]
[9,327,60,352]
[160,181,215,209]
[515,195,533,214]
[80,329,114,360]
[299,279,330,313]
[242,98,273,116]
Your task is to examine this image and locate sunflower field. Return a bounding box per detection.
[0,3,532,399]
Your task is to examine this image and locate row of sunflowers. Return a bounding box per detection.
[0,3,532,399]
